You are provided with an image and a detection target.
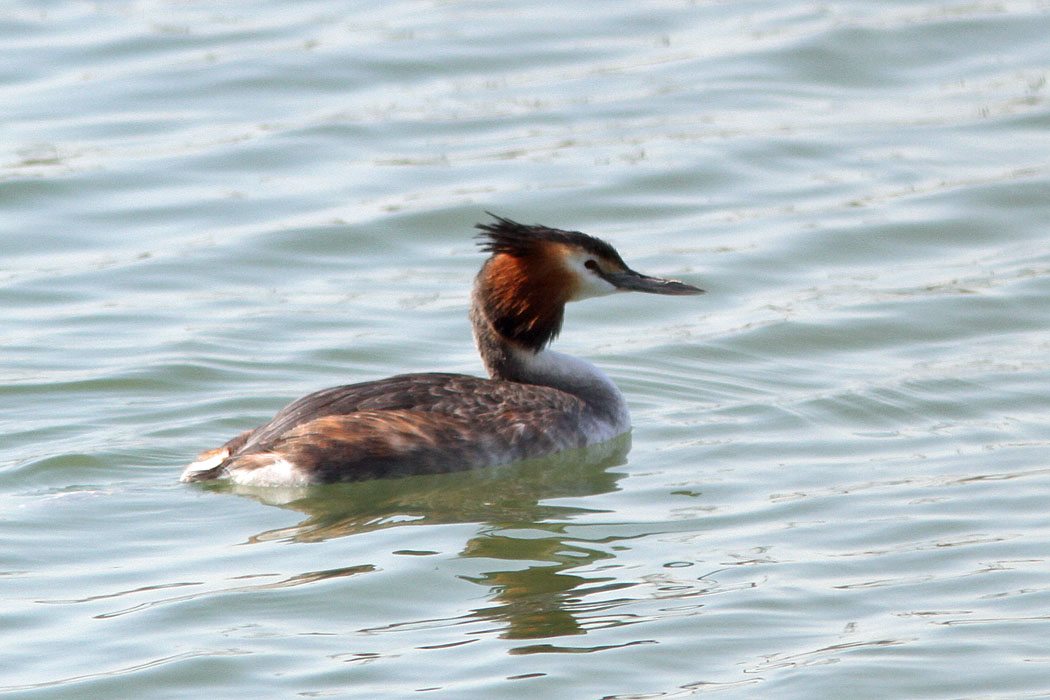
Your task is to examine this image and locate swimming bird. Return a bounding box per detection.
[182,215,703,486]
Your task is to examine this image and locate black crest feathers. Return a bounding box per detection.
[475,213,626,266]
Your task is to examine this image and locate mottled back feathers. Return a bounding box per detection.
[184,373,588,483]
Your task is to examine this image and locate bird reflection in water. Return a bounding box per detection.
[209,435,634,642]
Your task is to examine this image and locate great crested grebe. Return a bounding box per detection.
[182,215,703,486]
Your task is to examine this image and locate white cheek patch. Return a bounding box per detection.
[574,273,617,300]
[564,251,618,301]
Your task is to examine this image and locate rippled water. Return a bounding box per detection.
[3,1,1050,698]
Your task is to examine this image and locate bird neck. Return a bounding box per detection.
[470,276,629,430]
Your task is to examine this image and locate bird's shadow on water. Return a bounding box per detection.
[200,434,642,642]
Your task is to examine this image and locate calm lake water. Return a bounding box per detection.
[3,1,1050,698]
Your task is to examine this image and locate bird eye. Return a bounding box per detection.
[584,259,600,272]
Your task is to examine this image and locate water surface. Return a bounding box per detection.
[3,1,1050,698]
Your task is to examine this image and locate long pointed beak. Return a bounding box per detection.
[603,269,704,295]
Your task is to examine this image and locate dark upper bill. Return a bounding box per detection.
[603,270,704,295]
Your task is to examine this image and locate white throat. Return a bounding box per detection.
[506,345,630,438]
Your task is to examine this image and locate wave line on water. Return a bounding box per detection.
[93,564,374,619]
[0,649,244,693]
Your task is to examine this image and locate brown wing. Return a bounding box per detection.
[188,373,588,482]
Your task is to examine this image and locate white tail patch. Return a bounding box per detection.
[179,447,229,483]
[226,456,313,487]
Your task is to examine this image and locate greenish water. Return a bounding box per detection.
[3,1,1050,698]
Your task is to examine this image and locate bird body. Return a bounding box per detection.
[182,216,702,486]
